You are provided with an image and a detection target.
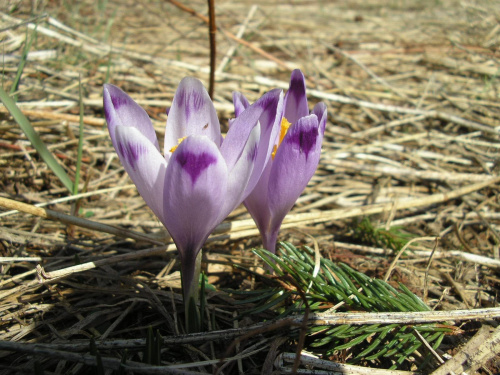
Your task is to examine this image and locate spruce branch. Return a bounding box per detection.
[241,242,453,370]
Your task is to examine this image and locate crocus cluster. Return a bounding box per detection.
[103,70,326,330]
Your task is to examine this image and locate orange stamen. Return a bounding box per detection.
[169,136,187,153]
[272,117,291,159]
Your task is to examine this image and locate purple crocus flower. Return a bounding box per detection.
[104,77,283,327]
[235,70,327,254]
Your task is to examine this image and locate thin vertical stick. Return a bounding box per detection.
[167,0,290,71]
[74,75,84,196]
[207,0,216,99]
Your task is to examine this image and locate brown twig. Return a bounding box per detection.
[166,0,291,71]
[207,0,216,99]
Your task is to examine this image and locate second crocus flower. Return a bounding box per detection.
[235,70,327,253]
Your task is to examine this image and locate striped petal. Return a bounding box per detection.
[283,69,309,125]
[219,124,261,222]
[221,89,283,195]
[163,135,228,258]
[114,126,167,224]
[313,101,328,135]
[243,160,272,243]
[268,114,322,235]
[233,91,250,117]
[164,77,221,157]
[104,84,159,152]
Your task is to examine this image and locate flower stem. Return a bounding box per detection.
[182,249,202,333]
[262,228,279,254]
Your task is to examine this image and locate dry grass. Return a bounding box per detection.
[0,0,499,373]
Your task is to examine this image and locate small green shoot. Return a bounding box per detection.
[352,217,415,252]
[103,12,116,43]
[200,272,207,331]
[104,49,112,84]
[143,326,161,365]
[73,76,85,196]
[89,338,105,375]
[10,26,37,101]
[0,87,74,192]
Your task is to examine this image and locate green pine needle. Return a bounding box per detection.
[352,217,415,252]
[243,242,451,370]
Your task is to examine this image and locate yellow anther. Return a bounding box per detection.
[279,117,291,145]
[272,117,291,159]
[169,136,187,153]
[271,145,278,159]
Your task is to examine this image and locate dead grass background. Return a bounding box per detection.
[0,0,499,373]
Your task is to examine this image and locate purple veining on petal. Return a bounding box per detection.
[287,126,318,160]
[179,89,205,122]
[288,73,306,100]
[313,102,327,135]
[176,150,217,184]
[284,70,309,125]
[111,94,128,110]
[117,140,146,170]
[192,91,204,111]
[104,106,113,127]
[176,88,186,108]
[233,92,250,117]
[257,92,276,112]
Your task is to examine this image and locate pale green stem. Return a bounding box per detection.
[181,249,202,333]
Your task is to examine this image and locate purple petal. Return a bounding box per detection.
[233,91,250,117]
[114,126,168,224]
[163,135,228,261]
[218,125,260,222]
[175,148,218,185]
[103,84,159,152]
[283,69,309,125]
[313,101,328,135]
[221,89,283,193]
[243,161,272,245]
[165,77,221,157]
[268,114,322,234]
